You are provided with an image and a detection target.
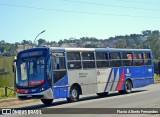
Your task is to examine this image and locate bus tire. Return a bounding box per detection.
[97,92,108,97]
[41,99,53,105]
[119,80,132,94]
[67,86,80,102]
[124,80,132,94]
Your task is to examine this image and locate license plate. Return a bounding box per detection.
[27,95,32,97]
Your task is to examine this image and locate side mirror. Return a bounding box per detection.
[12,59,17,73]
[13,59,17,63]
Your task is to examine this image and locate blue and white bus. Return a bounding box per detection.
[13,47,154,105]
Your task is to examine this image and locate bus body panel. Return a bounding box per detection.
[102,68,125,92]
[131,66,154,88]
[96,68,111,93]
[67,69,97,95]
[53,75,69,99]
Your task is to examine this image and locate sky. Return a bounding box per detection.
[0,0,160,43]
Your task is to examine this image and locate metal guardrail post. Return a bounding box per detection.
[5,87,7,97]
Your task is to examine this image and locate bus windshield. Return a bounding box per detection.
[16,57,45,87]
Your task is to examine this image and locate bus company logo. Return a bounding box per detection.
[97,71,100,76]
[125,68,131,77]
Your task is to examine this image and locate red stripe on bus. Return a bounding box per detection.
[116,69,124,91]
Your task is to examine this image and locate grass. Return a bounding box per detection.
[0,87,16,99]
[0,56,14,87]
[154,74,160,80]
[154,74,160,83]
[0,56,16,99]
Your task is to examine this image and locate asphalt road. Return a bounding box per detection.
[1,84,160,117]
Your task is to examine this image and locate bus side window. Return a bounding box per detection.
[96,52,109,68]
[144,53,151,65]
[52,58,59,70]
[56,64,60,69]
[52,53,66,70]
[82,52,95,69]
[122,53,133,66]
[51,52,66,84]
[133,53,144,66]
[109,52,121,67]
[67,52,82,70]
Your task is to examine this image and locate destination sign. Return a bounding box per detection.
[20,51,44,58]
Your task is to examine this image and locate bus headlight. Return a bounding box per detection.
[40,88,45,91]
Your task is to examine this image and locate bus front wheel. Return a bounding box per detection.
[67,86,80,102]
[41,99,53,105]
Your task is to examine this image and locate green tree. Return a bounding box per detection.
[114,40,126,48]
[143,33,160,59]
[21,40,32,45]
[38,39,46,46]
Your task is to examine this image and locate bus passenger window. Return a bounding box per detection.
[82,52,95,60]
[67,52,82,70]
[82,52,95,69]
[144,53,151,65]
[109,52,122,67]
[68,62,81,69]
[122,53,133,66]
[133,53,144,66]
[96,52,109,68]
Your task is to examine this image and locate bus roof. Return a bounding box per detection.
[50,47,151,52]
[18,47,152,53]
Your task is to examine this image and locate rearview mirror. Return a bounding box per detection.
[13,59,17,63]
[12,59,17,73]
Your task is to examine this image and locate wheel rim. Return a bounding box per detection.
[126,81,131,92]
[71,89,77,98]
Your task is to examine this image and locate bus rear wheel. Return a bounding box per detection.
[67,86,79,102]
[119,80,132,94]
[41,99,53,105]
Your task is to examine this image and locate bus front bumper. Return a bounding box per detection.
[17,88,54,100]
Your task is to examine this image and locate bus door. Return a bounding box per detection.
[51,52,68,99]
[46,56,53,87]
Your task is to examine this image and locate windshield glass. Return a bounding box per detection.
[16,57,45,87]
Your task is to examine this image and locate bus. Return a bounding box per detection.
[13,47,154,105]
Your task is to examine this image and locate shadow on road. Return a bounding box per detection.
[6,90,147,110]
